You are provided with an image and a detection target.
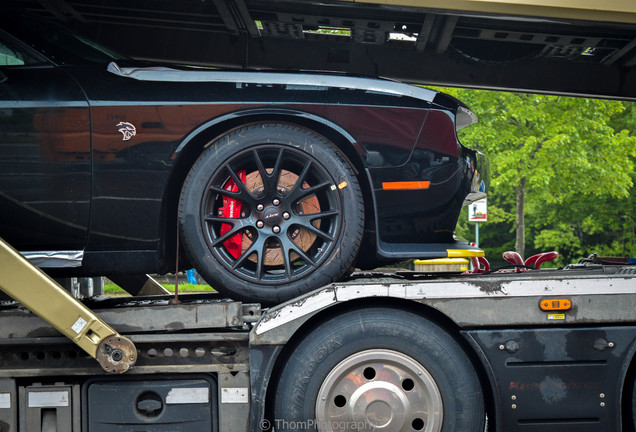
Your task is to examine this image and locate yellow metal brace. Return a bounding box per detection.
[446,248,485,258]
[0,238,136,374]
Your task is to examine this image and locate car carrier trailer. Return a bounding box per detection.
[1,237,636,432]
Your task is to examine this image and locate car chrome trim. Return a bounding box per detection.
[21,250,83,268]
[106,62,437,102]
[456,105,479,130]
[1,101,88,108]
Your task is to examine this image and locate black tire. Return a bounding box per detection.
[632,376,636,432]
[179,123,364,305]
[273,308,484,432]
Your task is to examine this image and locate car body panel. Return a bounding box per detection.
[370,108,486,247]
[65,66,434,256]
[0,64,90,253]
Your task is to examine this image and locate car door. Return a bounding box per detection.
[0,31,90,267]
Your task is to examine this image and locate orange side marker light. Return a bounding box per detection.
[540,299,572,311]
[382,181,431,190]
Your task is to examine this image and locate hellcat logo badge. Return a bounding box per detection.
[116,122,137,141]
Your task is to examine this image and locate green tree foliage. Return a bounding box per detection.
[438,87,636,265]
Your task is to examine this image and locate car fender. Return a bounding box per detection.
[173,107,366,160]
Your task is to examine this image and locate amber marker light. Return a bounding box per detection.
[540,299,572,311]
[382,181,431,190]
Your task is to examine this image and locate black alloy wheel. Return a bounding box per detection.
[179,123,364,304]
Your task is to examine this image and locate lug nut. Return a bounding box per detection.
[273,226,281,233]
[283,212,290,220]
[273,199,280,206]
[111,350,123,362]
[256,204,264,211]
[256,220,264,228]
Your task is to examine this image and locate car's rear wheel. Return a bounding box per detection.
[273,307,485,432]
[179,123,363,304]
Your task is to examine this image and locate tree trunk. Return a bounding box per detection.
[515,180,526,258]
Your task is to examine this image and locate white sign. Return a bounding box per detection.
[468,198,487,222]
[0,393,10,409]
[28,391,69,408]
[165,387,209,404]
[221,387,249,404]
[71,316,87,334]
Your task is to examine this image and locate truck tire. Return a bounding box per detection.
[633,378,636,431]
[273,307,484,432]
[179,123,363,305]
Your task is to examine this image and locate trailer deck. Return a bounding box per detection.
[1,265,634,431]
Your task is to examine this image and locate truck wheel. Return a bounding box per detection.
[179,123,363,305]
[633,378,636,431]
[273,308,484,432]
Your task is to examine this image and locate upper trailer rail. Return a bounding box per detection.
[357,0,636,25]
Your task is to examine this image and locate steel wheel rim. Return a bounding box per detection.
[315,349,443,432]
[201,145,343,285]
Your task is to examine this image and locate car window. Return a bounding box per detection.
[1,10,128,66]
[1,17,127,65]
[0,32,47,66]
[0,41,23,66]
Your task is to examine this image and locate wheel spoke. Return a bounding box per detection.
[299,223,335,242]
[252,149,269,186]
[231,250,252,270]
[226,165,252,198]
[210,219,249,246]
[290,159,313,193]
[255,238,270,281]
[231,236,262,270]
[208,185,241,200]
[204,214,240,223]
[287,180,332,203]
[287,241,317,267]
[279,241,293,279]
[270,148,284,187]
[253,148,285,193]
[295,209,339,224]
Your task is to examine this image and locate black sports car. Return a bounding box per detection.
[0,16,487,304]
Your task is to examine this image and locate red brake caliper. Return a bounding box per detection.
[219,170,246,259]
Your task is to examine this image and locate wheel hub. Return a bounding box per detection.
[241,169,321,266]
[262,206,282,226]
[366,400,392,427]
[351,382,409,428]
[315,349,443,432]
